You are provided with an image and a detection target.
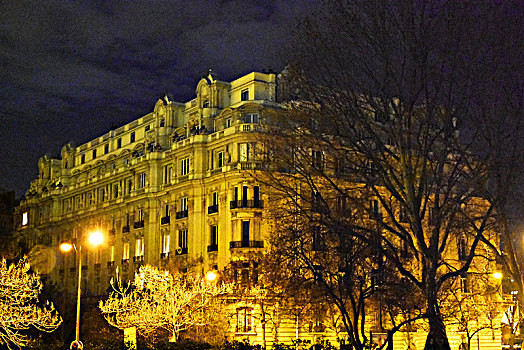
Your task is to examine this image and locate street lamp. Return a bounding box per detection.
[205,270,218,282]
[60,230,104,350]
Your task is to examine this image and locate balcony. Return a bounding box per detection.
[174,247,188,256]
[121,258,129,265]
[176,210,188,219]
[230,200,264,210]
[207,204,219,214]
[229,240,264,249]
[107,261,115,267]
[207,244,218,252]
[160,252,169,260]
[122,225,130,234]
[161,216,171,225]
[133,220,144,229]
[133,255,144,263]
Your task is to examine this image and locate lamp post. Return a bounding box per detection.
[60,230,104,350]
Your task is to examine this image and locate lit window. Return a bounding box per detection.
[239,143,250,162]
[162,234,170,254]
[109,245,115,263]
[180,158,190,175]
[240,89,249,101]
[123,242,130,260]
[137,208,144,222]
[135,238,144,257]
[236,307,254,333]
[22,212,28,226]
[180,197,188,211]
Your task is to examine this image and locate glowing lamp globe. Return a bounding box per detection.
[206,271,217,282]
[60,242,73,252]
[88,231,104,246]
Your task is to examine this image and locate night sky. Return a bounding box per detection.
[0,0,317,197]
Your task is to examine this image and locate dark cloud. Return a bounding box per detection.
[0,0,317,196]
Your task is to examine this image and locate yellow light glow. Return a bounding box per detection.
[206,271,217,282]
[88,231,104,246]
[60,242,73,252]
[22,212,28,226]
[492,272,503,280]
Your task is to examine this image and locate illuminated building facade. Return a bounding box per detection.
[14,71,506,349]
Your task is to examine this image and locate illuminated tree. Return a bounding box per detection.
[0,257,62,349]
[99,265,231,343]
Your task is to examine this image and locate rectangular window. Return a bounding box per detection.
[92,149,97,159]
[113,184,119,199]
[135,238,144,257]
[81,154,85,164]
[104,144,109,154]
[236,308,253,333]
[244,113,259,124]
[94,247,101,264]
[211,225,218,246]
[145,125,150,132]
[180,197,188,211]
[239,143,250,162]
[242,220,250,245]
[117,138,122,149]
[226,118,232,128]
[130,132,135,143]
[371,199,381,219]
[123,242,130,260]
[138,172,146,189]
[162,234,170,254]
[212,192,219,206]
[241,89,249,101]
[109,245,115,262]
[22,212,28,226]
[312,150,324,170]
[164,204,170,217]
[137,208,144,222]
[217,151,225,167]
[178,229,188,249]
[163,165,173,184]
[180,158,190,175]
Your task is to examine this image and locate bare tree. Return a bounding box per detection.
[98,265,231,343]
[0,257,62,349]
[258,1,523,349]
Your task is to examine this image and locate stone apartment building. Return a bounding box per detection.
[14,70,506,349]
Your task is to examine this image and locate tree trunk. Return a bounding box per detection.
[424,299,450,350]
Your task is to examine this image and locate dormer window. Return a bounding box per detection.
[160,119,165,127]
[241,89,249,101]
[203,101,209,108]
